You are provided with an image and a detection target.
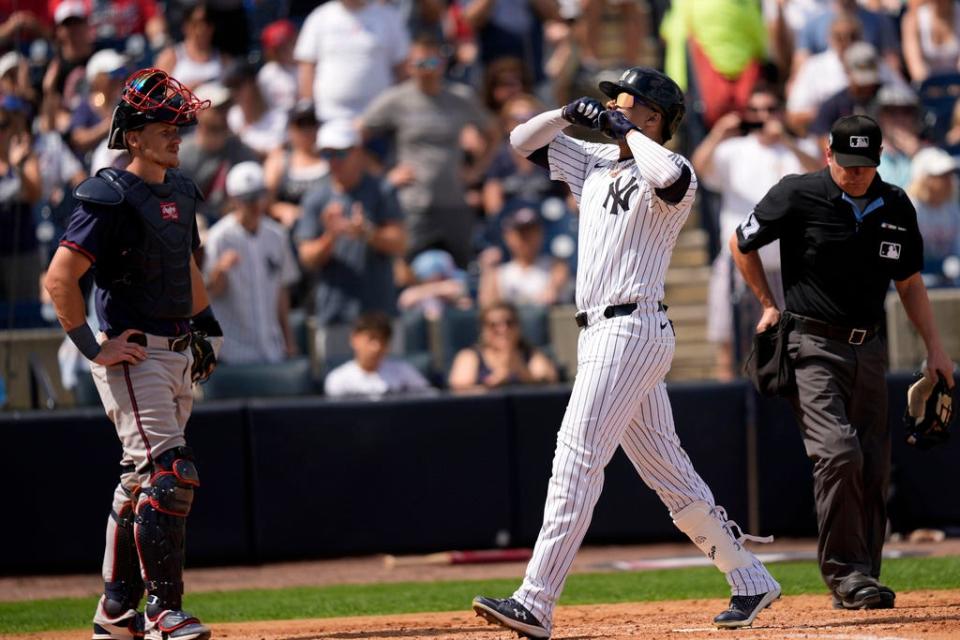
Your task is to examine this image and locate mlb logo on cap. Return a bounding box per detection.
[829,115,882,167]
[160,202,179,221]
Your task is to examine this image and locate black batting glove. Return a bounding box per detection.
[599,109,640,140]
[562,97,604,129]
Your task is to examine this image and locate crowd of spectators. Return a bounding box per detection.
[1,0,959,400]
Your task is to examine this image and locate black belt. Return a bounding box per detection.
[126,332,192,352]
[575,302,666,329]
[793,316,879,346]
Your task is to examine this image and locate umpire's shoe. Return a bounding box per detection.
[472,596,550,639]
[713,589,781,629]
[93,597,145,640]
[144,609,210,640]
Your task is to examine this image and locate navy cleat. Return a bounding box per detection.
[472,596,549,639]
[92,596,144,640]
[713,589,781,629]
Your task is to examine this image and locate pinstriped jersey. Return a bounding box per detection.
[547,133,697,310]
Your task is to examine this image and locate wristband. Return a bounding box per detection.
[68,324,102,361]
[191,305,223,337]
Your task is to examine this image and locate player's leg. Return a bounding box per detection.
[91,350,209,640]
[475,324,673,636]
[620,382,780,627]
[94,466,145,640]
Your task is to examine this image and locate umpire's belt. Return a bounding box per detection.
[792,315,879,346]
[575,302,666,329]
[131,332,192,352]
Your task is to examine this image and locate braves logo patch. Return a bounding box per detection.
[879,241,901,260]
[160,201,179,221]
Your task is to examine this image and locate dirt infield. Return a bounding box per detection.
[14,590,960,640]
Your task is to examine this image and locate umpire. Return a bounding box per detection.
[731,115,955,610]
[44,69,221,640]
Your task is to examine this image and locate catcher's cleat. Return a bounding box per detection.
[472,596,549,639]
[143,609,210,640]
[92,597,145,640]
[713,589,780,628]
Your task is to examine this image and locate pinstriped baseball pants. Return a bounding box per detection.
[513,312,777,629]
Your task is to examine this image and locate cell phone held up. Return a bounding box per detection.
[739,120,764,135]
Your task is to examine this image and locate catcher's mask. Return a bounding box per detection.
[108,68,210,150]
[904,366,956,449]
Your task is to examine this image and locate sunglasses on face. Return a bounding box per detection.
[484,318,517,329]
[320,148,352,160]
[746,104,781,114]
[412,57,441,71]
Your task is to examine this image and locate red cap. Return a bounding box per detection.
[261,20,296,51]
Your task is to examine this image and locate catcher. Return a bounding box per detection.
[44,68,222,640]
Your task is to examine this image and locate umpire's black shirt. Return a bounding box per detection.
[736,167,922,327]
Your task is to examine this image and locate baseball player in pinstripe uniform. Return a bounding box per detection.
[472,68,781,638]
[44,69,222,640]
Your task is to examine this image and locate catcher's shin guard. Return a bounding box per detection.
[135,447,199,611]
[102,475,146,614]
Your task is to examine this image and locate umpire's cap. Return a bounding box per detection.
[599,67,685,142]
[107,68,210,150]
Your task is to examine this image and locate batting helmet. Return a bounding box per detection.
[107,68,210,150]
[599,67,685,142]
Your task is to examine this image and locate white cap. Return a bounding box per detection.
[318,119,360,150]
[912,147,958,180]
[54,0,87,24]
[194,81,231,109]
[0,51,20,79]
[85,49,126,83]
[226,161,266,198]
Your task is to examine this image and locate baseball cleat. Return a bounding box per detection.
[472,596,549,639]
[713,588,781,628]
[92,596,144,640]
[143,609,210,640]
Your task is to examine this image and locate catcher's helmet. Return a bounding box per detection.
[107,68,210,150]
[599,67,685,142]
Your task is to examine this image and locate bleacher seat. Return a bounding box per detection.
[439,305,553,370]
[0,301,50,330]
[201,357,315,400]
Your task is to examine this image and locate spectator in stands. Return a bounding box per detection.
[257,19,299,113]
[693,84,821,380]
[907,146,960,282]
[876,84,923,190]
[68,48,127,158]
[0,3,49,51]
[792,0,901,75]
[762,0,831,77]
[296,121,407,325]
[398,248,472,320]
[155,2,226,89]
[577,0,645,70]
[661,0,766,129]
[361,32,498,268]
[0,98,42,303]
[324,311,432,397]
[901,0,960,84]
[264,100,327,229]
[43,1,94,111]
[945,98,960,155]
[462,0,558,85]
[787,14,906,134]
[482,94,568,218]
[481,56,531,114]
[179,82,259,223]
[0,51,33,103]
[478,205,569,307]
[448,301,558,390]
[295,0,410,123]
[84,0,166,52]
[223,62,288,159]
[204,162,299,364]
[809,42,885,139]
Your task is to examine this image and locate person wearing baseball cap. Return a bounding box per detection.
[731,113,955,611]
[258,19,299,112]
[204,161,300,364]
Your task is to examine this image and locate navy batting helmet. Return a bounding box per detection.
[599,67,685,142]
[107,68,210,150]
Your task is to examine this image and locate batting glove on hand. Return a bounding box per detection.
[562,97,603,129]
[599,109,640,140]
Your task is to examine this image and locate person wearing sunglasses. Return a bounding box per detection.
[448,301,557,390]
[295,120,407,327]
[693,84,821,381]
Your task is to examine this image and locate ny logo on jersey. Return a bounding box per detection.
[603,175,639,215]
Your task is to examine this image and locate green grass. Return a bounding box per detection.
[3,556,960,634]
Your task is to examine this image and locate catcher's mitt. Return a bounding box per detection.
[189,332,217,384]
[904,369,955,449]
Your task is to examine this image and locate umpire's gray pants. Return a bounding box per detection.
[786,329,889,593]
